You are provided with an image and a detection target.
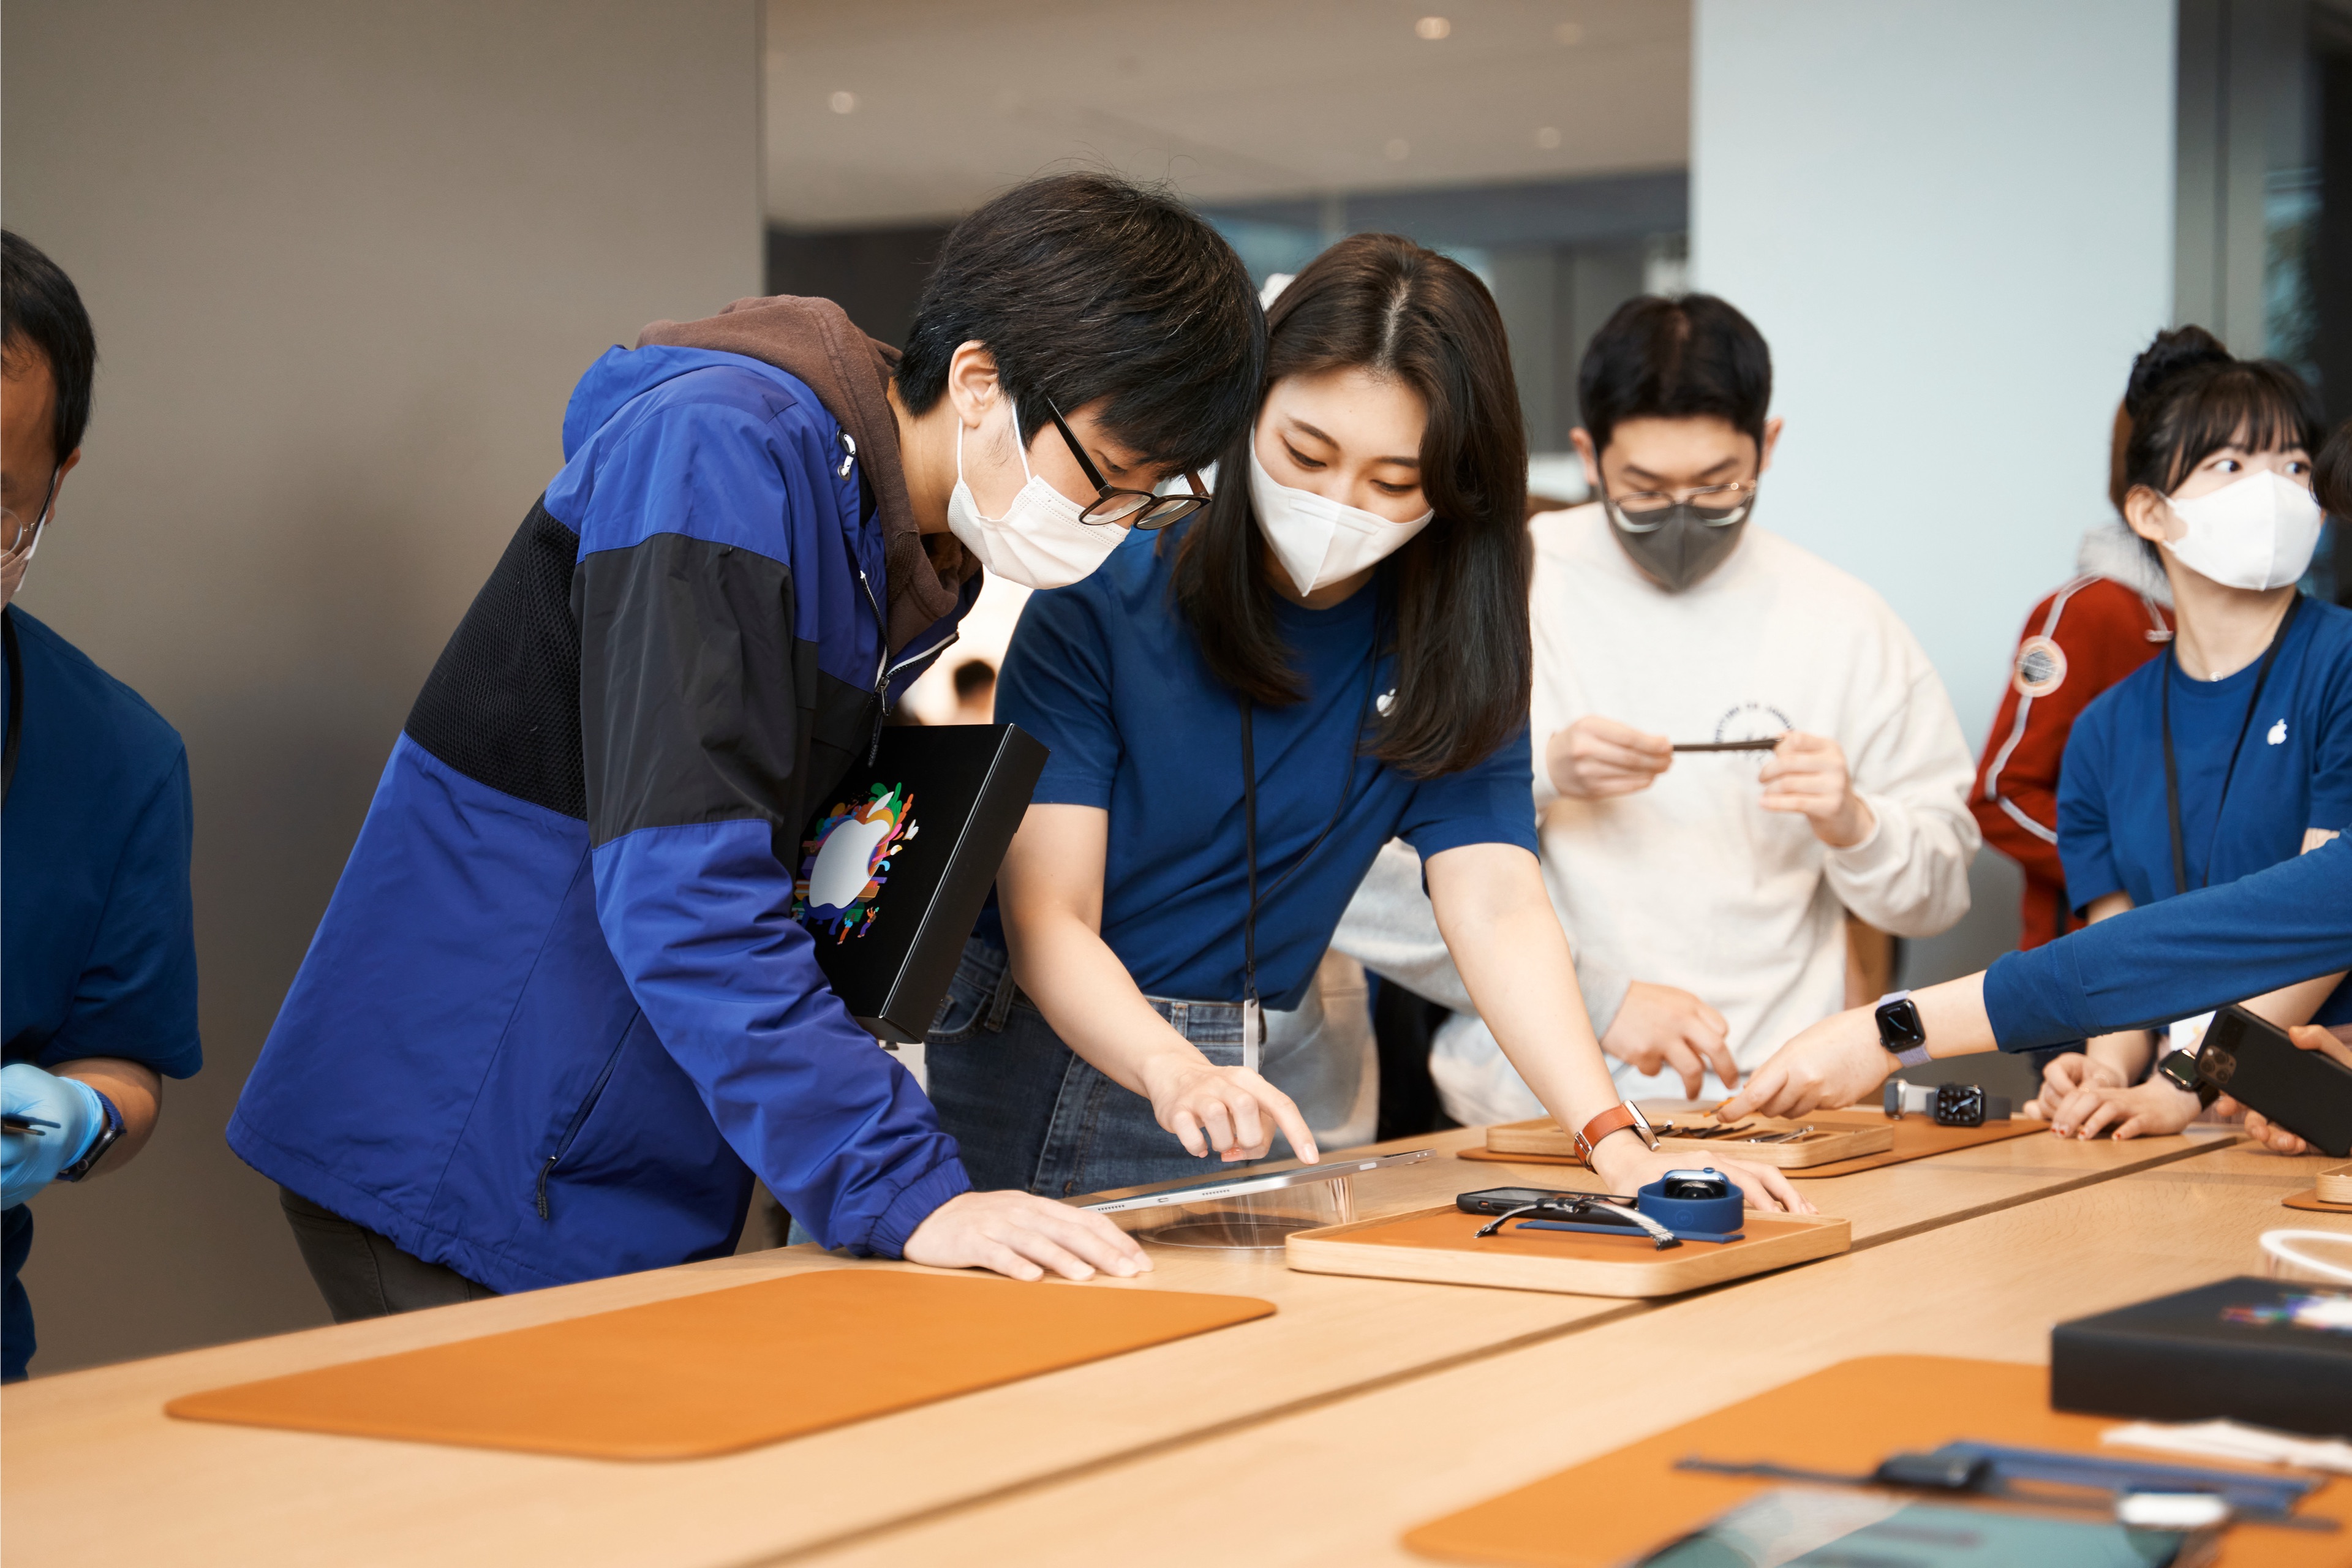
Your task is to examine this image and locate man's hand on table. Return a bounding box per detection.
[2223,1023,2352,1156]
[903,1189,1152,1283]
[1716,1005,1891,1121]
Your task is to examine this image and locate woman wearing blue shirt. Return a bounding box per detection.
[2037,330,2350,1140]
[925,235,1804,1212]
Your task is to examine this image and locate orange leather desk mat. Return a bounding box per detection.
[165,1270,1274,1461]
[2283,1188,2352,1213]
[1462,1109,2045,1178]
[1403,1355,2348,1567]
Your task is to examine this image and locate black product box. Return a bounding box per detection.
[791,723,1047,1044]
[2051,1276,2352,1436]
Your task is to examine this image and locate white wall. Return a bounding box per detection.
[2,0,761,1371]
[1690,0,2176,980]
[1691,0,2177,750]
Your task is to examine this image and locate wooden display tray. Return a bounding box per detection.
[1403,1355,2349,1567]
[1469,1106,2045,1178]
[165,1271,1274,1461]
[2320,1161,2352,1204]
[1284,1203,1848,1297]
[1487,1112,1891,1169]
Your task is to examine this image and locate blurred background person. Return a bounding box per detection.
[1,231,199,1381]
[1972,403,2174,951]
[949,657,997,724]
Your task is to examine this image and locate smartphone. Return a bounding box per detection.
[2197,1005,2352,1158]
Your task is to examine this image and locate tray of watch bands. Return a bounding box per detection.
[1284,1202,1851,1297]
[1483,1112,1894,1169]
[2284,1159,2352,1213]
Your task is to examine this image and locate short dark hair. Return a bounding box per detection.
[2,230,97,462]
[1171,233,1531,778]
[1577,293,1771,458]
[951,658,995,700]
[896,173,1263,475]
[2118,325,2323,504]
[2318,419,2352,522]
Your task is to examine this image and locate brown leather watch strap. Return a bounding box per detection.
[1572,1102,1655,1166]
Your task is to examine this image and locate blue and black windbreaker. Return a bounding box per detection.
[231,344,975,1292]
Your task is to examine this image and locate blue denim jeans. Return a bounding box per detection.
[925,938,1265,1199]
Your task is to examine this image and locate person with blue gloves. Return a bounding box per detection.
[229,173,1267,1317]
[2,231,201,1381]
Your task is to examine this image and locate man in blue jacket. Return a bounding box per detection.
[232,174,1264,1315]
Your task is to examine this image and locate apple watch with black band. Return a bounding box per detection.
[56,1090,124,1184]
[1874,989,1931,1069]
[2155,1048,2222,1109]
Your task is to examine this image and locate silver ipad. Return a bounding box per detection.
[1077,1148,1435,1214]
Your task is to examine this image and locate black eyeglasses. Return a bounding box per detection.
[1044,398,1211,529]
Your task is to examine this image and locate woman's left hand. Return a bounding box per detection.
[1588,1133,1815,1215]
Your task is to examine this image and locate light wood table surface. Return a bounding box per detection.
[0,1123,2236,1567]
[810,1140,2349,1567]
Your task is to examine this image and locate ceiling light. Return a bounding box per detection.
[828,91,858,114]
[1384,138,1411,160]
[1415,17,1451,40]
[1536,126,1562,149]
[1553,21,1584,45]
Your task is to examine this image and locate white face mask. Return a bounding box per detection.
[2160,469,2323,591]
[1248,445,1433,597]
[943,410,1128,591]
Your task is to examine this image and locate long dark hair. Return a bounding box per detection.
[1170,234,1530,778]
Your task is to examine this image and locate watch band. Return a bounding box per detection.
[1874,989,1931,1069]
[1572,1102,1657,1166]
[56,1089,123,1183]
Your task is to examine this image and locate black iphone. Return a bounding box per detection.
[2197,1005,2352,1157]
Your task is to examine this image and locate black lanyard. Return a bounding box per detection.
[1238,632,1382,1068]
[2,608,20,804]
[2161,594,2300,894]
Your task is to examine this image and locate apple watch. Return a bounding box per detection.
[2155,1048,2222,1109]
[1874,990,1931,1069]
[1928,1082,2011,1128]
[1572,1102,1660,1166]
[55,1090,124,1184]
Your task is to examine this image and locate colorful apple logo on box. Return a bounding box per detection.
[793,782,919,942]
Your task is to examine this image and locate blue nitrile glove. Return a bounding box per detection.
[2,1063,107,1208]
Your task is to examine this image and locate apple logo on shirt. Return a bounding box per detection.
[2268,719,2288,746]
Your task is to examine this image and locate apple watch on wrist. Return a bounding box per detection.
[1572,1102,1659,1167]
[1874,989,1931,1069]
[56,1089,124,1183]
[2155,1048,2222,1109]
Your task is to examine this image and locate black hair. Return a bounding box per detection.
[2,230,97,462]
[895,173,1263,475]
[2318,420,2352,522]
[1577,293,1770,458]
[951,658,995,700]
[1170,233,1530,778]
[2119,326,2324,504]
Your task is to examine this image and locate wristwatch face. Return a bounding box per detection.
[1627,1101,1658,1148]
[1931,1082,1986,1128]
[1874,997,1927,1051]
[2155,1050,2203,1093]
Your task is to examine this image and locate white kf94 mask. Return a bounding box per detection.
[1248,445,1434,596]
[944,413,1129,590]
[2160,469,2324,592]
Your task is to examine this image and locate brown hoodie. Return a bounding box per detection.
[635,295,978,654]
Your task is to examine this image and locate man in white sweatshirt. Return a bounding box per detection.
[1342,294,1978,1124]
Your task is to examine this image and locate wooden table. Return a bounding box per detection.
[806,1140,2349,1567]
[0,1124,2242,1567]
